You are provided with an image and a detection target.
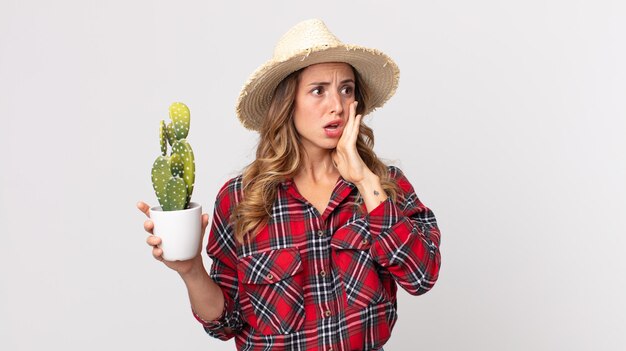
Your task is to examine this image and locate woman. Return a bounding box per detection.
[137,19,441,351]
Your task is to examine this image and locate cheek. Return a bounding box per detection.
[292,114,310,138]
[293,109,316,134]
[293,116,304,135]
[344,97,356,110]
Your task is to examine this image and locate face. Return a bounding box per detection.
[292,62,356,152]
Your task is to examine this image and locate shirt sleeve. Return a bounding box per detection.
[191,177,244,340]
[365,166,442,295]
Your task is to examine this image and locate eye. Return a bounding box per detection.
[341,85,354,95]
[311,86,324,96]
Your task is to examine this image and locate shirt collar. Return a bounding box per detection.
[280,176,355,190]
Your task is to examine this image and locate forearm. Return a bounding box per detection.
[179,259,225,322]
[365,195,441,295]
[357,167,441,294]
[355,171,389,213]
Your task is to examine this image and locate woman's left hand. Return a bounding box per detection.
[331,101,373,184]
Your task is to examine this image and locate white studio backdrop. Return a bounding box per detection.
[1,0,625,350]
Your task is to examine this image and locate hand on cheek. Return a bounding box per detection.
[332,101,370,184]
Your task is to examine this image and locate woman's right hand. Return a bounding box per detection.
[136,201,210,276]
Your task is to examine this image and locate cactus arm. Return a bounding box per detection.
[170,153,184,177]
[172,139,195,204]
[151,156,173,209]
[169,102,190,140]
[159,120,167,156]
[165,177,187,210]
[166,122,176,147]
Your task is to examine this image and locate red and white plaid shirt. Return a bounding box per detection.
[193,166,441,350]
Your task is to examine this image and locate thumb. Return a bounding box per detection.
[197,214,210,256]
[201,213,209,232]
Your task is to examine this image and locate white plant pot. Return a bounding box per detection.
[149,202,202,261]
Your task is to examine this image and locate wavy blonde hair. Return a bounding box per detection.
[231,66,401,244]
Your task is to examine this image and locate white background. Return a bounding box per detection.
[1,0,625,350]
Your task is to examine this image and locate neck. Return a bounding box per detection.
[296,147,339,184]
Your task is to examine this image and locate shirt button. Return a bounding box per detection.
[317,230,325,237]
[361,238,369,245]
[320,270,326,277]
[325,310,332,317]
[266,273,273,280]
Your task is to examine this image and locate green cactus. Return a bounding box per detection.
[159,120,167,156]
[166,122,176,146]
[151,156,173,208]
[172,139,195,204]
[170,153,184,177]
[165,177,188,210]
[169,102,190,139]
[151,102,196,211]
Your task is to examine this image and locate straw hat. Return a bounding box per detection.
[235,18,400,131]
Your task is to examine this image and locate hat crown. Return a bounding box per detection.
[273,19,342,61]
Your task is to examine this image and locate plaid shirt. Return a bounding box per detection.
[193,166,441,351]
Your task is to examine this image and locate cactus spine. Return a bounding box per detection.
[151,102,196,211]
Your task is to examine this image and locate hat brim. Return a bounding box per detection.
[236,44,400,131]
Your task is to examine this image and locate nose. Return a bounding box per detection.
[329,90,344,116]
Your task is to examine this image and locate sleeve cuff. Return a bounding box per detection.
[191,297,229,330]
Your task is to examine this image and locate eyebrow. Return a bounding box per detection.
[307,79,355,86]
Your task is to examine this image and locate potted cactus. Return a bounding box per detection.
[149,102,202,261]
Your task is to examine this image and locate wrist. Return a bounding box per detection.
[355,171,389,213]
[179,257,207,281]
[354,171,380,190]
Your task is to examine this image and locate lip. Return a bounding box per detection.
[323,119,343,128]
[323,119,343,138]
[324,126,343,138]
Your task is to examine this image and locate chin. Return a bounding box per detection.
[321,141,339,150]
[301,134,339,151]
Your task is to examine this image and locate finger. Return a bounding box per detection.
[347,101,360,138]
[351,114,362,140]
[345,101,356,130]
[146,235,161,247]
[144,219,154,234]
[137,201,151,218]
[338,111,354,147]
[343,112,359,146]
[152,247,164,261]
[351,101,358,120]
[201,213,209,231]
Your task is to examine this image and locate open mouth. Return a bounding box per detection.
[324,119,342,129]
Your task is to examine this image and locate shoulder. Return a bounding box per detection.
[386,164,403,179]
[386,165,413,193]
[213,174,244,213]
[216,174,244,198]
[385,165,431,213]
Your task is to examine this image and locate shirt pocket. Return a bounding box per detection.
[237,247,305,335]
[331,225,385,309]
